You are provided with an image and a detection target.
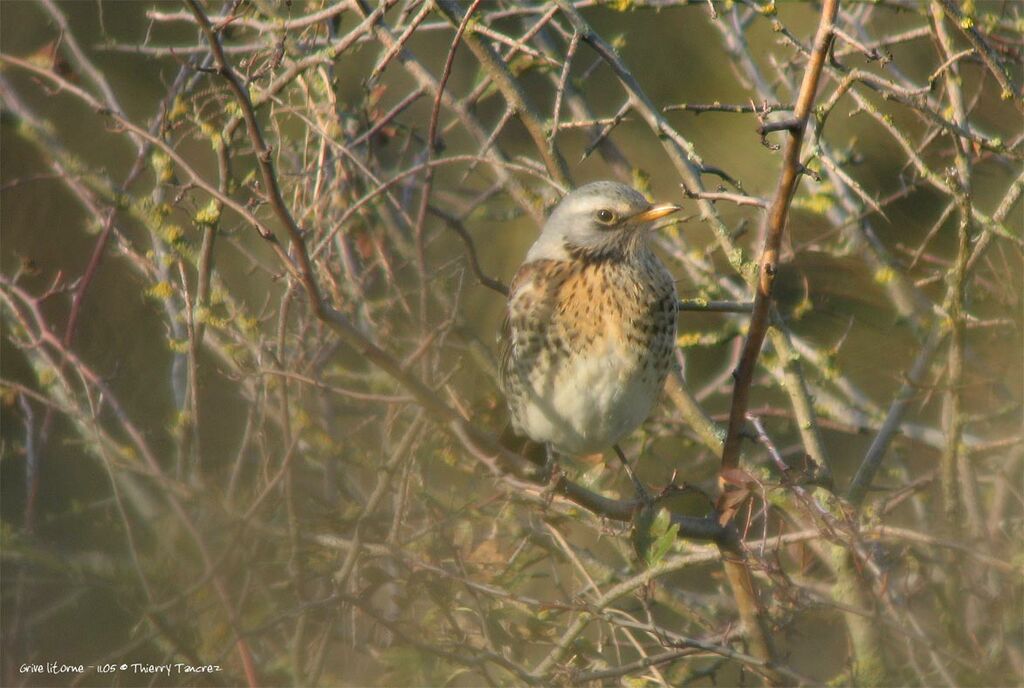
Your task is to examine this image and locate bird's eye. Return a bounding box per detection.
[595,209,616,224]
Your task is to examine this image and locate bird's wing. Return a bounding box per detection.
[498,265,527,396]
[498,260,554,395]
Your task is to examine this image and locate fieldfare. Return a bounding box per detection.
[500,181,680,483]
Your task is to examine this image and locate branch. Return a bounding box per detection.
[719,0,838,475]
[683,188,768,209]
[148,1,351,33]
[936,0,1023,111]
[677,299,754,313]
[710,6,838,682]
[184,0,320,306]
[433,0,572,189]
[664,101,793,115]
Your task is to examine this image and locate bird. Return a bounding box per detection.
[499,181,681,489]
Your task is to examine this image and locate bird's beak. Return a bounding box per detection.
[631,203,682,224]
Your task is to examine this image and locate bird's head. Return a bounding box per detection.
[525,181,681,263]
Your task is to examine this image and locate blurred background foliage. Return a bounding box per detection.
[1,0,1022,686]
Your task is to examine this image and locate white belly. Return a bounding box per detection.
[517,340,663,455]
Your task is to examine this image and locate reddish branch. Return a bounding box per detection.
[710,5,839,682]
[719,0,839,475]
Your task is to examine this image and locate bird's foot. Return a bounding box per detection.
[539,446,564,509]
[613,444,651,506]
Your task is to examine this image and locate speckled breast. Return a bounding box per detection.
[501,248,677,455]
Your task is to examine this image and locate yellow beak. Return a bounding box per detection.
[630,203,682,224]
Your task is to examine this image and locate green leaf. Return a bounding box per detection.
[632,505,679,568]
